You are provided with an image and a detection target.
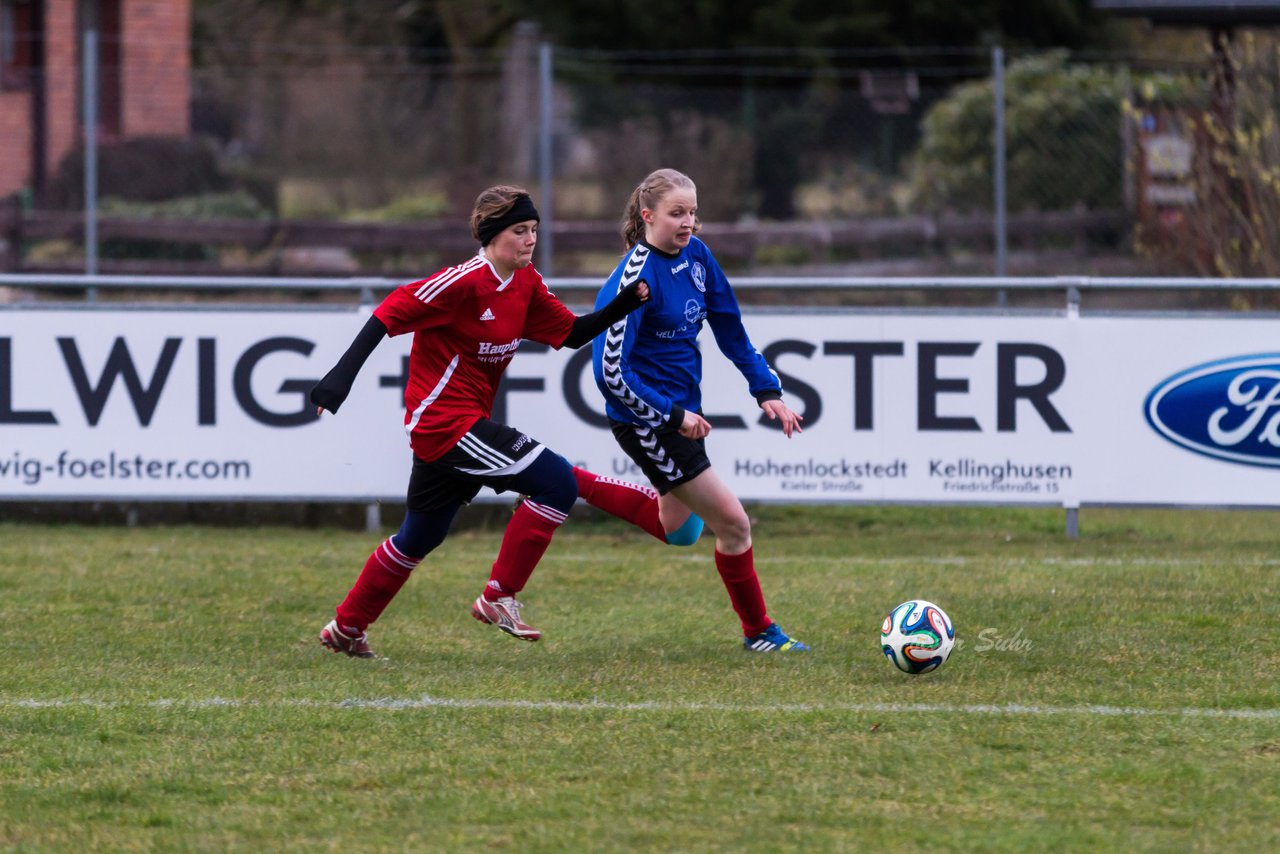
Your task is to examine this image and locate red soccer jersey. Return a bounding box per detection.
[373,253,575,461]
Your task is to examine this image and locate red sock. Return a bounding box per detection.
[714,547,771,636]
[484,500,566,599]
[572,467,665,541]
[334,537,423,632]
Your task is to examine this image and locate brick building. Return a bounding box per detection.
[0,0,190,201]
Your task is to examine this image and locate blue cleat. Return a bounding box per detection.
[743,623,810,653]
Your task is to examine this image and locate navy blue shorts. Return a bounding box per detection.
[609,419,711,495]
[407,418,547,512]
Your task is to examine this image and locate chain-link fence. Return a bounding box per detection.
[8,30,1245,278]
[187,38,994,222]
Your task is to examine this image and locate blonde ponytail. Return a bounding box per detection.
[619,168,697,249]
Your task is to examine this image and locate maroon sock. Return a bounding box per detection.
[572,466,666,541]
[484,500,566,600]
[714,546,771,636]
[334,537,422,633]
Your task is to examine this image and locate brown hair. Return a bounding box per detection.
[470,185,533,242]
[620,169,698,249]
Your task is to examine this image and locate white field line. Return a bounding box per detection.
[535,554,1280,568]
[2,696,1278,719]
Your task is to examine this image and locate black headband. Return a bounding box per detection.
[477,194,540,246]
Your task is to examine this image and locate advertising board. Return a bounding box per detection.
[2,308,1276,506]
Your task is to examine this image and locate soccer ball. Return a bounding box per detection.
[881,600,955,674]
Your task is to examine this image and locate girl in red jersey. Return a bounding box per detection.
[310,186,667,657]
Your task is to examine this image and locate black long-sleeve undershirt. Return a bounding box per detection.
[560,278,647,349]
[309,315,387,414]
[308,279,647,415]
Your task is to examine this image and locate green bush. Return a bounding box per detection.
[342,191,449,223]
[46,135,279,215]
[46,136,231,209]
[99,190,271,220]
[94,191,271,262]
[907,52,1125,214]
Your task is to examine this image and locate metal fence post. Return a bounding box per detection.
[83,27,99,299]
[538,42,555,277]
[992,46,1007,291]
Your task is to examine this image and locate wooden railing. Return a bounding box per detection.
[0,196,1128,276]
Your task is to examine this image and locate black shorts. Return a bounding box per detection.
[406,418,546,512]
[609,419,711,495]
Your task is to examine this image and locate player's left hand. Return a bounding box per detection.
[761,399,803,438]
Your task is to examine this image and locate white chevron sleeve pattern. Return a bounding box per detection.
[599,245,668,429]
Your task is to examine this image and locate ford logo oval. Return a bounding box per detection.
[1144,354,1280,467]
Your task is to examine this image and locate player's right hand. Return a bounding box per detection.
[678,410,711,439]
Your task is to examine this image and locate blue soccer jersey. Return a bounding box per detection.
[591,236,781,429]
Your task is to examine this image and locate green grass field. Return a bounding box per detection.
[3,505,1279,852]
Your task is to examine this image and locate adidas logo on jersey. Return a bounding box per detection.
[480,307,496,321]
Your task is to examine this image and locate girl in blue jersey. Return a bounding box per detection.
[591,168,810,653]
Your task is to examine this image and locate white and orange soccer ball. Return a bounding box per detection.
[881,600,955,674]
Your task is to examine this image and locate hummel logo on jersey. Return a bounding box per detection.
[480,307,496,321]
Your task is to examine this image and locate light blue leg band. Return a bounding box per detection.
[664,513,704,547]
